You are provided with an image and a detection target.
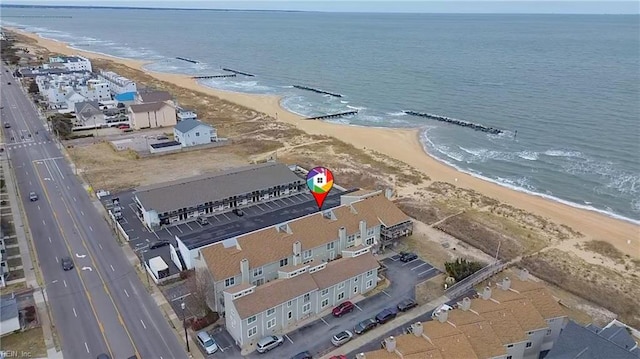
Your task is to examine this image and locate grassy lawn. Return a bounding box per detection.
[0,281,26,296]
[0,327,47,358]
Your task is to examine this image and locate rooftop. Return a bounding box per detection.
[180,189,349,251]
[134,163,304,214]
[201,193,409,281]
[139,90,172,103]
[546,320,638,359]
[129,102,167,113]
[232,252,379,318]
[0,295,18,321]
[174,119,212,133]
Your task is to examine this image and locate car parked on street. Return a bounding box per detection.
[332,301,355,317]
[196,216,209,225]
[354,318,377,335]
[149,240,170,249]
[196,331,218,354]
[61,257,74,271]
[29,191,38,201]
[397,298,418,312]
[375,308,398,324]
[329,356,347,359]
[232,208,245,217]
[399,252,418,262]
[331,330,353,347]
[256,335,284,353]
[291,351,312,359]
[3,123,10,128]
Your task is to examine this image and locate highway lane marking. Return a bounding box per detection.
[52,159,64,179]
[37,205,40,210]
[140,319,147,329]
[29,180,32,185]
[67,185,70,190]
[85,342,89,353]
[110,265,115,272]
[73,197,77,202]
[124,289,129,298]
[55,256,58,263]
[89,225,93,232]
[48,237,51,243]
[73,307,77,317]
[98,243,103,250]
[63,280,67,288]
[80,210,84,216]
[42,219,46,226]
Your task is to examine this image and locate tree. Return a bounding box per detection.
[28,81,39,94]
[187,269,215,317]
[444,258,484,282]
[49,114,74,139]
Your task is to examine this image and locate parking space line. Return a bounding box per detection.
[382,290,392,298]
[390,256,400,261]
[164,227,171,236]
[256,205,266,212]
[175,225,183,234]
[320,317,330,326]
[354,303,363,311]
[263,201,273,209]
[185,222,193,231]
[222,213,231,220]
[152,230,160,239]
[418,267,436,277]
[411,262,428,271]
[212,215,222,222]
[285,334,294,344]
[402,258,419,266]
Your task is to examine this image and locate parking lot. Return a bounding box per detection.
[200,251,441,359]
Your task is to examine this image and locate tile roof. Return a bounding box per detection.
[458,322,507,359]
[231,253,378,318]
[233,272,318,318]
[129,102,167,113]
[135,162,302,214]
[139,90,172,103]
[201,194,408,281]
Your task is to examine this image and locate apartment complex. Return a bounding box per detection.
[128,90,177,129]
[133,163,305,229]
[36,72,111,110]
[360,270,568,359]
[196,192,412,348]
[48,55,92,72]
[97,70,137,96]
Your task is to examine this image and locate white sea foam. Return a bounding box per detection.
[543,150,584,158]
[387,111,408,116]
[346,105,366,111]
[517,151,539,161]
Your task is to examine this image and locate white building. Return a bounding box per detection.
[98,70,137,95]
[36,73,111,110]
[48,55,92,72]
[177,107,197,122]
[173,119,217,147]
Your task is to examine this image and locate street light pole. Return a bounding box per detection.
[181,301,190,352]
[141,250,150,289]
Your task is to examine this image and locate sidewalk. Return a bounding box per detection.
[319,295,449,359]
[1,157,63,359]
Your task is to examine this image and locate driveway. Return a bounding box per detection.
[207,251,441,358]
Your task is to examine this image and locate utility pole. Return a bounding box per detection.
[181,301,190,353]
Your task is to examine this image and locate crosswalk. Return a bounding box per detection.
[4,140,52,149]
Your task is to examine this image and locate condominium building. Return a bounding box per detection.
[36,73,111,109]
[48,55,92,72]
[97,70,137,95]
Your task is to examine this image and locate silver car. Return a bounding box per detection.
[256,335,284,353]
[331,330,353,347]
[196,331,218,354]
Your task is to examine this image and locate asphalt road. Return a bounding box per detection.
[0,66,187,359]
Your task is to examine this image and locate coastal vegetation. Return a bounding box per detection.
[8,30,638,330]
[444,258,484,282]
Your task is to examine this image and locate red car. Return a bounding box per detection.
[332,301,355,317]
[329,356,347,359]
[117,124,130,129]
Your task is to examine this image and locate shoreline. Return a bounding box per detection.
[7,26,639,258]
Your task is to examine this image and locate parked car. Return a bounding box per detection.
[117,124,130,129]
[291,351,312,359]
[196,331,218,354]
[196,217,209,225]
[256,335,284,353]
[3,123,9,128]
[232,208,245,217]
[331,330,353,347]
[149,240,170,249]
[156,135,169,140]
[354,318,377,335]
[122,128,133,133]
[6,82,10,85]
[399,252,418,262]
[329,356,347,359]
[332,301,355,317]
[397,298,418,312]
[61,257,74,271]
[375,308,398,324]
[29,191,38,201]
[96,354,110,359]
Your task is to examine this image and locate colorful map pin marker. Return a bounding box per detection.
[306,166,334,210]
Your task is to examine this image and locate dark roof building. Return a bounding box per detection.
[546,320,639,359]
[137,90,173,104]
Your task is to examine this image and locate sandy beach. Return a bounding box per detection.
[8,27,639,258]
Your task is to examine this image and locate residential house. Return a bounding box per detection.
[73,101,103,129]
[135,90,175,107]
[128,102,177,130]
[0,294,20,336]
[222,251,380,350]
[360,270,568,359]
[173,119,217,147]
[48,55,92,72]
[98,70,137,95]
[177,107,197,122]
[133,162,305,229]
[196,191,411,317]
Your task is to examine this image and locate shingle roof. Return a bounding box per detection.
[431,333,479,359]
[201,193,409,281]
[139,90,172,103]
[134,163,303,214]
[600,325,638,351]
[546,320,638,359]
[74,100,100,114]
[310,252,379,289]
[174,119,211,134]
[0,295,18,321]
[129,102,167,113]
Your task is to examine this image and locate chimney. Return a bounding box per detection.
[240,258,249,284]
[437,310,448,323]
[293,241,301,265]
[338,227,347,247]
[519,268,529,281]
[355,354,366,359]
[357,220,366,246]
[501,277,511,291]
[481,286,492,300]
[385,188,394,199]
[384,336,397,352]
[459,297,471,311]
[411,322,423,337]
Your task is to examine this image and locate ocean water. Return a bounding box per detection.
[2,8,639,223]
